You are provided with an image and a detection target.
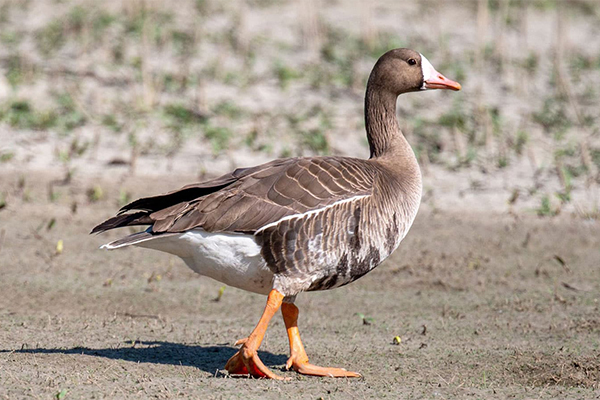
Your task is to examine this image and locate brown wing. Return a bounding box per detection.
[92,157,376,235]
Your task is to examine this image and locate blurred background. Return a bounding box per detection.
[1,0,599,216]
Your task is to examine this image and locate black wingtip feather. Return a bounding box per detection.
[118,182,236,214]
[94,178,238,235]
[90,211,151,234]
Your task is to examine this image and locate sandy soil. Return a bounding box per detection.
[1,172,599,399]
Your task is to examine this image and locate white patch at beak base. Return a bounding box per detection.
[420,54,436,90]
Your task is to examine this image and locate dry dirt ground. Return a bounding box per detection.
[1,172,599,399]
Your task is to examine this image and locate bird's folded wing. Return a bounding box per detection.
[92,157,376,235]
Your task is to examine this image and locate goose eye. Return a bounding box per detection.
[407,58,417,66]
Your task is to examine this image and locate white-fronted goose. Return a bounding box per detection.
[92,48,461,379]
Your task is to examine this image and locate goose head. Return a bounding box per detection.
[368,48,461,95]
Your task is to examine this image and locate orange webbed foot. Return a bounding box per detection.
[281,302,361,378]
[225,343,288,380]
[224,290,288,380]
[285,354,361,378]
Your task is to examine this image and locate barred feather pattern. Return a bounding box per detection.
[258,166,422,295]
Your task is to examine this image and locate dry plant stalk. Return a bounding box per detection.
[484,110,494,165]
[580,141,598,186]
[474,0,488,142]
[495,0,510,69]
[298,0,323,56]
[360,0,375,50]
[476,0,488,74]
[453,126,465,160]
[527,147,538,176]
[232,1,249,55]
[195,79,207,117]
[141,0,157,108]
[420,149,430,176]
[517,2,529,97]
[554,156,569,195]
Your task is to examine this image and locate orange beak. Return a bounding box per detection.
[424,71,461,91]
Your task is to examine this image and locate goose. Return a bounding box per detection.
[92,48,461,379]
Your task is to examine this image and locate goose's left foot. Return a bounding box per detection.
[285,354,361,378]
[282,302,361,378]
[225,343,286,380]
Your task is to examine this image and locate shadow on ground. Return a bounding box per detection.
[0,341,288,376]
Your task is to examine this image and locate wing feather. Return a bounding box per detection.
[92,156,377,236]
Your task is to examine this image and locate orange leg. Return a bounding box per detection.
[225,289,286,380]
[281,302,361,378]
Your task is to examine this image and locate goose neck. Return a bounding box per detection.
[364,87,409,159]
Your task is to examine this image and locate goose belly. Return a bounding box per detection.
[136,229,274,295]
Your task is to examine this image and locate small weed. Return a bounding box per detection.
[212,100,245,120]
[365,31,406,60]
[356,312,374,325]
[162,73,184,93]
[118,189,131,207]
[522,52,539,75]
[36,20,65,56]
[91,11,116,42]
[556,191,571,204]
[5,54,22,87]
[67,5,87,35]
[411,117,444,163]
[244,129,258,149]
[497,156,509,169]
[279,147,292,158]
[301,129,329,154]
[0,3,9,25]
[101,114,122,133]
[438,104,468,131]
[55,388,67,400]
[590,147,600,170]
[69,137,89,158]
[203,123,232,154]
[57,149,71,164]
[87,185,104,202]
[51,93,86,133]
[21,189,31,202]
[124,8,146,37]
[48,187,60,203]
[536,195,558,217]
[488,107,503,136]
[195,0,211,15]
[111,39,125,63]
[5,53,36,88]
[0,151,15,163]
[577,206,600,220]
[171,30,195,56]
[514,130,529,155]
[0,100,57,130]
[461,147,478,167]
[532,97,571,139]
[273,60,301,89]
[163,104,206,126]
